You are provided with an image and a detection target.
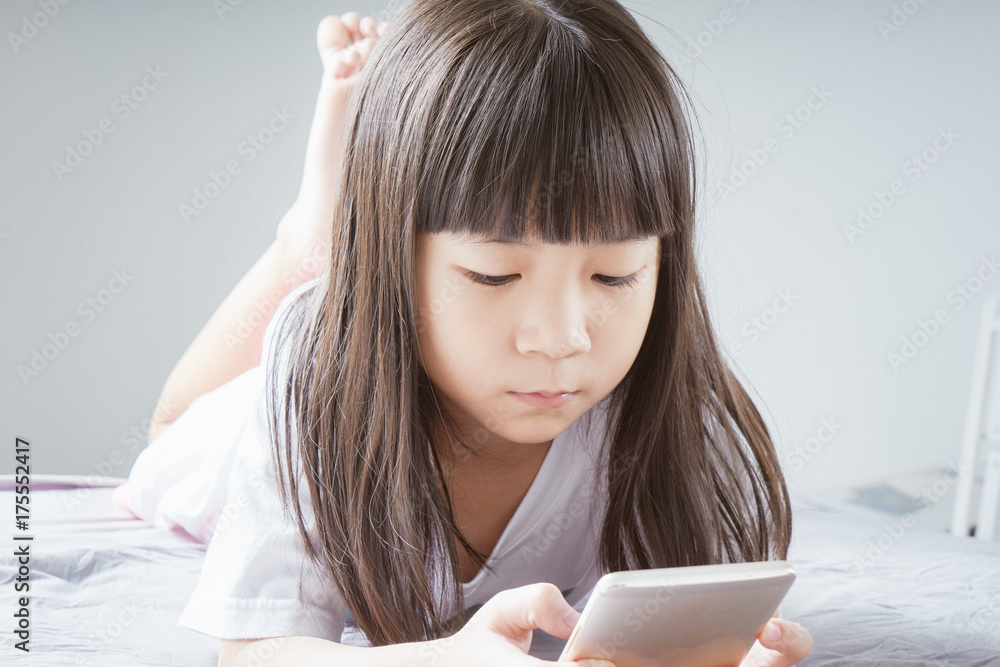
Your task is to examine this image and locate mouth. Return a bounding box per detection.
[509,390,578,408]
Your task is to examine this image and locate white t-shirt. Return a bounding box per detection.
[163,278,613,645]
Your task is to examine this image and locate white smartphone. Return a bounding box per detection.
[557,560,796,667]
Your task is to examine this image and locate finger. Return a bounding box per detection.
[754,618,813,665]
[340,12,362,43]
[328,36,373,80]
[490,583,581,641]
[338,42,363,77]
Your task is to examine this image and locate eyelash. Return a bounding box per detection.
[463,271,641,290]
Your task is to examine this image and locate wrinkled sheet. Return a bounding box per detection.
[0,475,218,666]
[779,494,1000,666]
[1,475,999,666]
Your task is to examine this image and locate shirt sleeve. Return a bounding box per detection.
[178,277,347,641]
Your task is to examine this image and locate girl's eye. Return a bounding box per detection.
[463,271,641,290]
[464,271,514,288]
[595,272,641,290]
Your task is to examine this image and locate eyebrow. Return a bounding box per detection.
[460,237,524,247]
[456,235,654,248]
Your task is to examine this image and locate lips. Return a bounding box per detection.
[509,390,578,408]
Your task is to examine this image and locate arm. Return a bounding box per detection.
[215,585,600,667]
[223,636,448,667]
[147,238,305,445]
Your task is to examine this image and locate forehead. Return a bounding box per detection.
[426,230,659,250]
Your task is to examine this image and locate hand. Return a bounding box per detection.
[275,12,384,284]
[435,583,614,667]
[739,614,813,667]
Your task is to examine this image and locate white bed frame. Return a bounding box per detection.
[951,293,1000,540]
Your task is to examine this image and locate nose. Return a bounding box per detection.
[514,289,592,358]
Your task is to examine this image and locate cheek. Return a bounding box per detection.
[592,288,656,363]
[439,296,506,358]
[415,282,499,387]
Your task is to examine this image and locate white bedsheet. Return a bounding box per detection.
[1,475,998,665]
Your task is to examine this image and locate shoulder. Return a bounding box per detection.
[260,278,320,388]
[246,278,324,509]
[261,276,324,370]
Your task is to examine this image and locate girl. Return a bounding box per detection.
[119,1,814,665]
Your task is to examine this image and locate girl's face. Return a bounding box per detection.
[414,230,660,465]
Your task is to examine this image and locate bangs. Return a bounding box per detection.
[410,2,688,246]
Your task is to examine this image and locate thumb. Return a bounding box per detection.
[489,583,582,641]
[755,618,813,665]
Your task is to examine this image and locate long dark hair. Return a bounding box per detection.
[265,0,791,647]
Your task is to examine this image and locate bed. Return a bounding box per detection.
[2,474,999,666]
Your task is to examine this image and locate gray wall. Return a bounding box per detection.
[660,0,1000,499]
[3,1,998,503]
[2,0,388,476]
